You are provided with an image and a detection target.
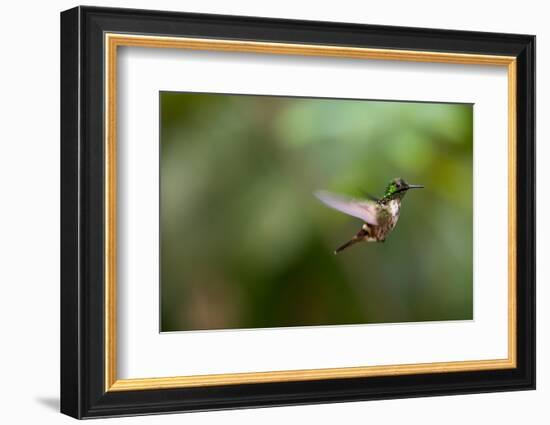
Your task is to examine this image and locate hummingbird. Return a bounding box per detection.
[315,178,424,254]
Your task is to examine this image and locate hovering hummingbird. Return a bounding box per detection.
[315,178,424,254]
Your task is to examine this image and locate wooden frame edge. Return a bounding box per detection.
[104,33,518,392]
[108,358,516,391]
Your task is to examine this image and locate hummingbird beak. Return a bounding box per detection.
[406,184,424,190]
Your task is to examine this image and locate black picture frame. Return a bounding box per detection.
[61,5,535,419]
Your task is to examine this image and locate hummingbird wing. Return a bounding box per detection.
[314,190,379,225]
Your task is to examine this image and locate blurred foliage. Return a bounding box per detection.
[160,92,473,332]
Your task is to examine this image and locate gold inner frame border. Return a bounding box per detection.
[104,33,517,392]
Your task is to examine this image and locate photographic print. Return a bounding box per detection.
[160,92,473,332]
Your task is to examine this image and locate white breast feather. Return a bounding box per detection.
[388,200,401,216]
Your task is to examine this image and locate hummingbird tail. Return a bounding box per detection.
[334,238,359,254]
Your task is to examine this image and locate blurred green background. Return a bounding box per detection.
[160,92,473,332]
